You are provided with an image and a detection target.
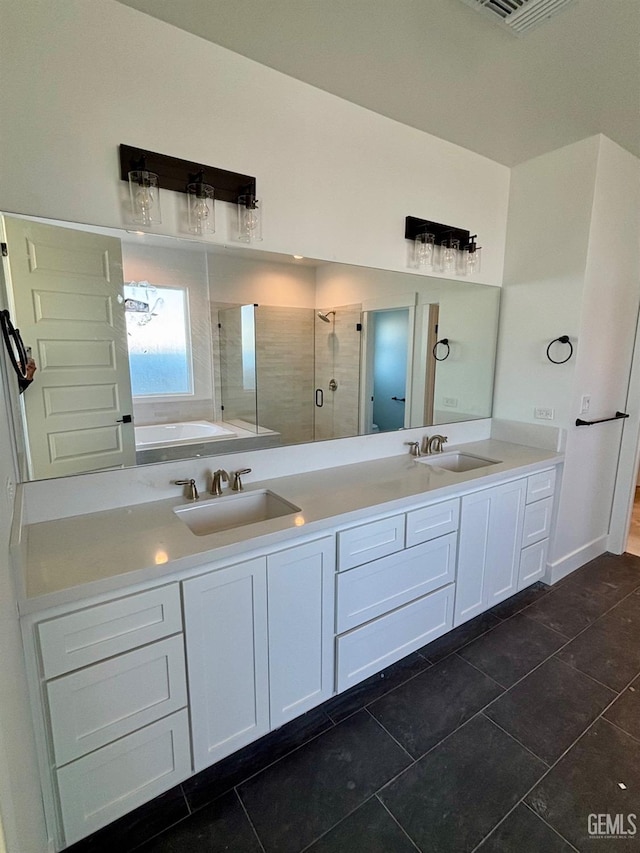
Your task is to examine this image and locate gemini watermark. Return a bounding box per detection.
[588,814,637,840]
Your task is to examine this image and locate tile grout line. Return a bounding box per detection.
[235,788,267,853]
[451,650,510,691]
[520,802,582,853]
[363,707,417,763]
[479,712,551,768]
[375,794,423,852]
[468,664,640,853]
[599,715,640,747]
[295,794,386,853]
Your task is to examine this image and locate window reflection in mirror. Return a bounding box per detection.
[0,213,500,482]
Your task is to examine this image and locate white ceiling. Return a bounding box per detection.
[115,0,639,166]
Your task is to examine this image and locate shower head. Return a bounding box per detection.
[317,310,335,323]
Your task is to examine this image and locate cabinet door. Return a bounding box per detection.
[183,558,269,771]
[485,479,527,607]
[267,538,335,728]
[455,479,526,626]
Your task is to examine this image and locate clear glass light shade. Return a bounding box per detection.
[414,232,435,269]
[187,182,215,235]
[128,170,161,226]
[441,238,459,274]
[237,194,262,243]
[465,245,482,277]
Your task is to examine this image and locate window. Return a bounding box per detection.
[124,282,192,396]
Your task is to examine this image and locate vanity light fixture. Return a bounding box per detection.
[119,144,258,237]
[405,216,480,276]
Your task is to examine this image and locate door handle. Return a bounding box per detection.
[391,396,406,402]
[116,414,132,424]
[315,389,324,407]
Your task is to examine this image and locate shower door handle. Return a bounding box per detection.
[315,389,324,407]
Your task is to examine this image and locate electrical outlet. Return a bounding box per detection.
[534,407,554,420]
[580,394,591,414]
[442,397,458,408]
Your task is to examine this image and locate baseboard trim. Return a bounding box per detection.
[544,535,608,585]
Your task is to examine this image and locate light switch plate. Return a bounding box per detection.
[534,407,554,420]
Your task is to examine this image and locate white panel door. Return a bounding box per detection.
[3,216,135,478]
[183,558,269,771]
[267,537,335,728]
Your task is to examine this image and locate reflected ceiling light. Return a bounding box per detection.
[293,255,304,260]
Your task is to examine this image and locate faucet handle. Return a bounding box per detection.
[232,468,252,491]
[404,441,421,457]
[174,478,199,501]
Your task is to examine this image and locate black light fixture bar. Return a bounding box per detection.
[119,144,256,204]
[405,216,471,247]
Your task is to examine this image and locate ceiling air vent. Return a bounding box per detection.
[458,0,579,35]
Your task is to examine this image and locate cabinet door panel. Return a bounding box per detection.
[337,514,405,571]
[519,539,549,589]
[485,480,526,606]
[183,558,269,771]
[522,497,553,548]
[57,709,191,846]
[267,538,335,728]
[47,635,187,766]
[337,533,456,633]
[454,490,491,626]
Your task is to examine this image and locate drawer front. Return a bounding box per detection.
[526,468,556,504]
[47,635,187,766]
[57,709,191,846]
[336,585,454,692]
[336,533,457,633]
[405,498,459,548]
[337,514,405,571]
[522,497,553,548]
[518,539,549,590]
[38,585,182,678]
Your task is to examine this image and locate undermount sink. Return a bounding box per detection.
[417,452,500,473]
[174,489,302,536]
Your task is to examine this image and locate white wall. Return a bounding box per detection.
[494,136,640,578]
[0,0,510,282]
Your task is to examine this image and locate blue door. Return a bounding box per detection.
[372,309,409,432]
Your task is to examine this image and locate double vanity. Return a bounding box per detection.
[14,438,562,850]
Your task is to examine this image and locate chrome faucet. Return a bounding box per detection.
[232,468,252,491]
[404,441,421,457]
[427,434,448,454]
[210,469,229,496]
[174,478,199,501]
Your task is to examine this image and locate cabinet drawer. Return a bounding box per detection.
[38,585,182,678]
[57,709,191,846]
[522,497,553,548]
[337,514,405,571]
[406,498,459,548]
[526,468,556,504]
[336,585,454,692]
[47,635,187,766]
[336,534,456,633]
[518,539,549,590]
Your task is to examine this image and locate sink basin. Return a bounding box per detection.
[417,452,500,473]
[174,489,302,536]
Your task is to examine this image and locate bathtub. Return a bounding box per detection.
[134,420,237,450]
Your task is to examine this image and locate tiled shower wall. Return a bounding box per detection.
[314,305,362,440]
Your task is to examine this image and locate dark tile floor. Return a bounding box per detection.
[68,552,640,853]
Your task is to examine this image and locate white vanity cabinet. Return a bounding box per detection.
[335,500,459,692]
[454,468,557,626]
[25,584,191,847]
[183,536,335,772]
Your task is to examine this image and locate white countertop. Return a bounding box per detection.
[16,439,563,614]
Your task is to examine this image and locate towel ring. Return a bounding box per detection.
[432,338,450,361]
[0,309,28,380]
[546,335,573,364]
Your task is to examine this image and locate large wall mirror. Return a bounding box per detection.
[0,213,500,482]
